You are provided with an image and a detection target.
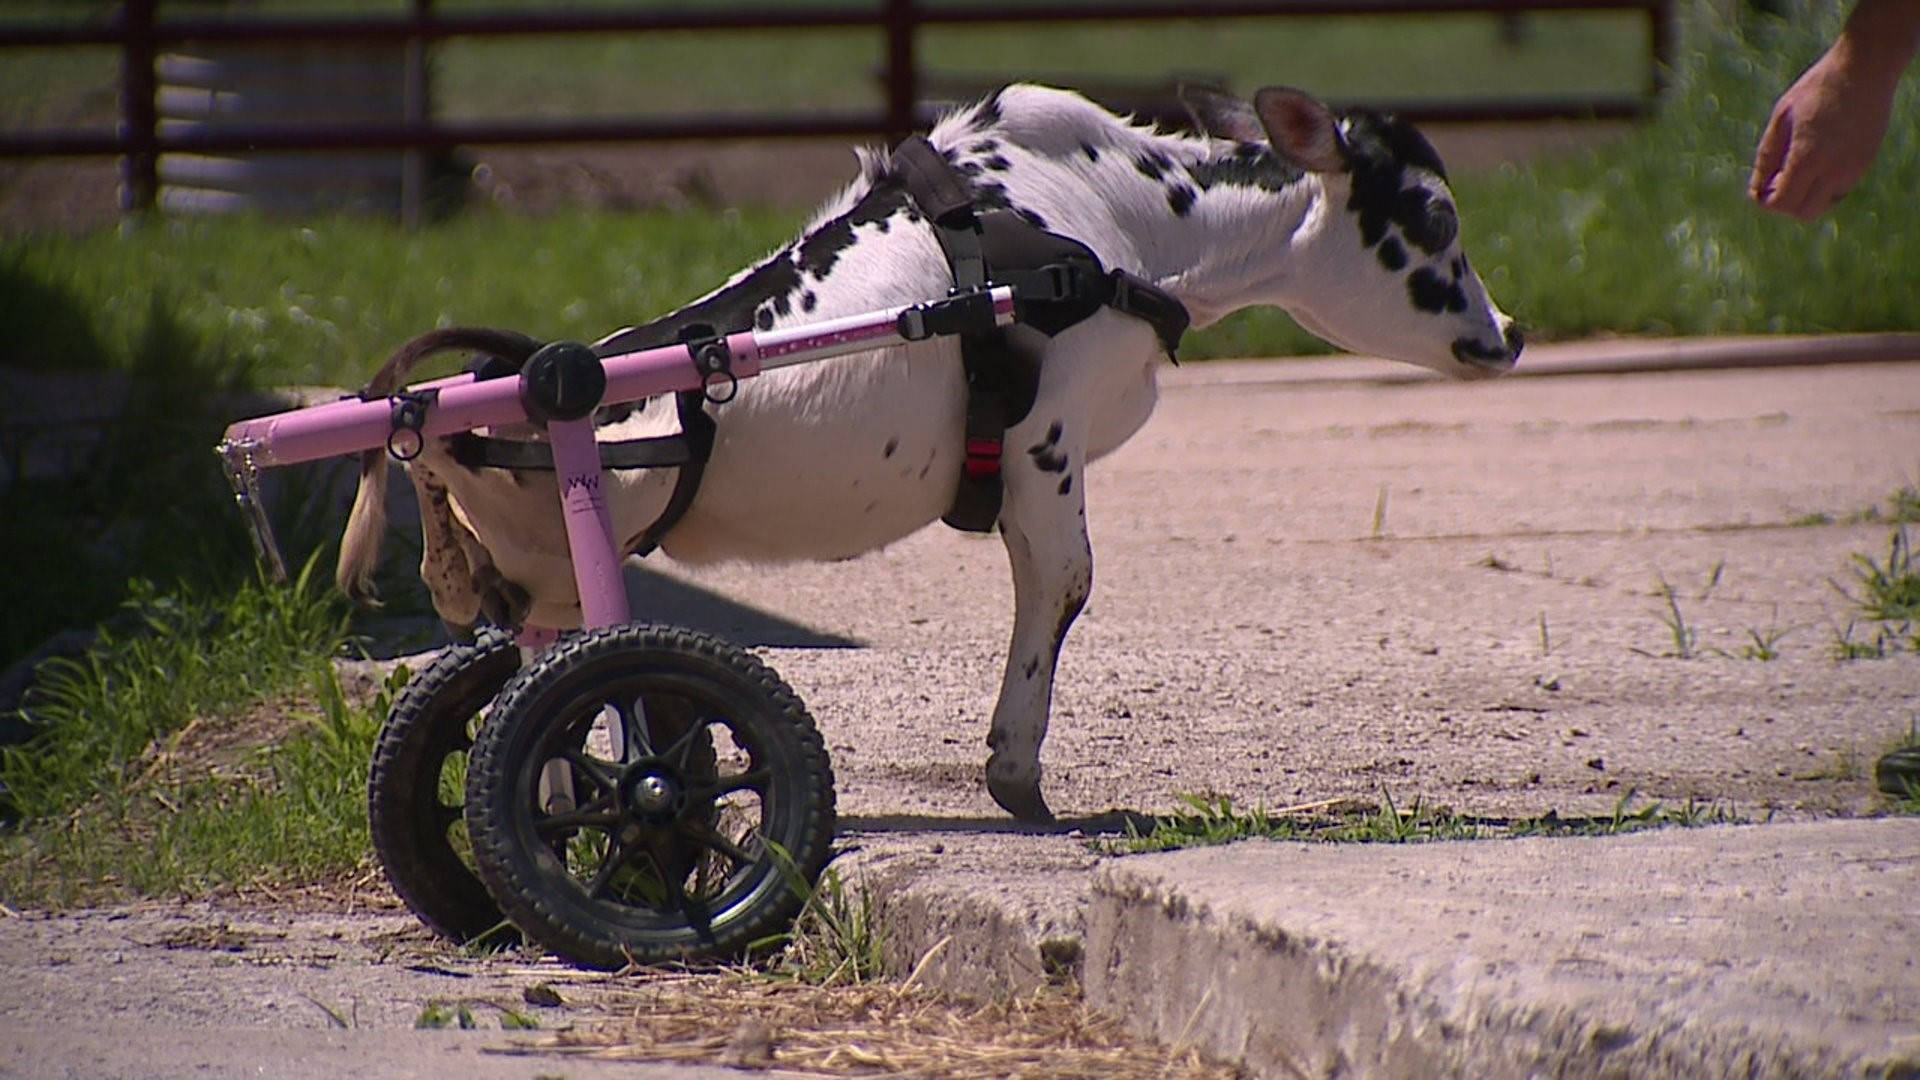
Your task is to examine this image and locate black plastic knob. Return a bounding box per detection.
[519,341,606,423]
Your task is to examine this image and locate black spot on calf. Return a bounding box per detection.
[1339,109,1458,268]
[794,184,910,280]
[1029,421,1069,473]
[1134,150,1172,182]
[1080,141,1101,163]
[1190,142,1301,193]
[1377,236,1408,272]
[1166,184,1196,217]
[974,181,1012,211]
[1408,267,1467,314]
[1030,445,1068,474]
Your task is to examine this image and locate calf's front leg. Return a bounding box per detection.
[986,408,1091,823]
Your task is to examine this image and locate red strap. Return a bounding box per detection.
[963,437,1001,480]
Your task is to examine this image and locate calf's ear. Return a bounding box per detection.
[1254,87,1349,174]
[1179,84,1263,143]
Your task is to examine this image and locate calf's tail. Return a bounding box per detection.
[335,326,544,605]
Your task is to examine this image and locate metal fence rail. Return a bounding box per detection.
[0,0,1675,215]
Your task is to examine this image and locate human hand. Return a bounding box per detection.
[1750,37,1905,220]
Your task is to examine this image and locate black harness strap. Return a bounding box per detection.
[628,391,714,558]
[446,134,1194,551]
[890,135,1191,533]
[458,340,715,559]
[448,424,697,472]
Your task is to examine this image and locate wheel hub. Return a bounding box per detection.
[621,764,687,823]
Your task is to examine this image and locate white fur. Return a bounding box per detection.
[392,84,1518,819]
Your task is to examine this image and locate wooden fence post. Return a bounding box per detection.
[884,0,916,143]
[402,0,432,229]
[1650,0,1677,98]
[119,0,158,213]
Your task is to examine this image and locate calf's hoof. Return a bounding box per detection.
[987,766,1055,824]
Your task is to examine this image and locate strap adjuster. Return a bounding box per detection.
[897,287,1000,341]
[963,437,1001,480]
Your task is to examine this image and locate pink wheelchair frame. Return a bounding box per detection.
[214,287,1015,968]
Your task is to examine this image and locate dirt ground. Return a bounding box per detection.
[0,896,1235,1079]
[5,350,1915,1077]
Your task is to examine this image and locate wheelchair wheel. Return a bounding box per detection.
[464,624,836,970]
[368,628,521,943]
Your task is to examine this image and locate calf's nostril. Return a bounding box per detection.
[1503,323,1525,362]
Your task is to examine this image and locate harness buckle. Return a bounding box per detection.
[1030,262,1089,303]
[896,287,999,341]
[680,327,738,404]
[386,388,436,461]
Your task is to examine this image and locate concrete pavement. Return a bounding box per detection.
[771,334,1920,1077]
[12,334,1916,1078]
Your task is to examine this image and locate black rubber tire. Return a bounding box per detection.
[1877,745,1920,798]
[464,624,835,970]
[368,628,522,943]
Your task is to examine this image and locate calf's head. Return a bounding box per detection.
[1202,87,1522,377]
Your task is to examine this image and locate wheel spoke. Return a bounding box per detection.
[558,748,619,794]
[664,714,723,770]
[680,822,759,869]
[651,841,715,939]
[615,695,654,762]
[535,804,622,836]
[693,768,772,801]
[585,837,649,900]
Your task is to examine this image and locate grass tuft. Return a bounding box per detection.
[1643,574,1699,659]
[1837,527,1920,624]
[1829,526,1920,658]
[761,849,887,987]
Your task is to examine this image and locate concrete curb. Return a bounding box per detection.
[865,820,1919,1078]
[1170,332,1920,389]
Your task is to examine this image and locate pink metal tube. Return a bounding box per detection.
[546,415,631,630]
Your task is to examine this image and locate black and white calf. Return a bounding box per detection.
[339,84,1520,822]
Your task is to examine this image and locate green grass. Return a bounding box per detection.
[0,565,379,908]
[1879,722,1920,813]
[4,3,1915,378]
[1839,527,1919,625]
[0,562,344,822]
[0,208,798,386]
[1455,4,1920,341]
[1829,526,1920,658]
[761,847,887,987]
[1096,789,1741,855]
